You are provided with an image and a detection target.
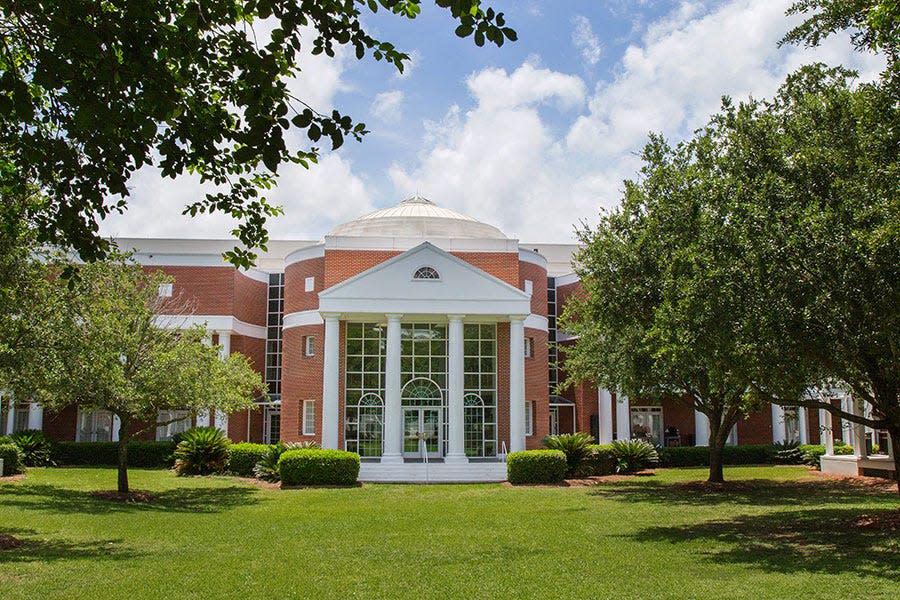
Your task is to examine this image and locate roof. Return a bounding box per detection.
[327,196,508,240]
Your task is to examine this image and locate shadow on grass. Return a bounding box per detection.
[630,508,900,579]
[0,483,260,515]
[0,527,142,563]
[587,477,897,508]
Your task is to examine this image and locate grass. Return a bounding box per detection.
[1,466,898,599]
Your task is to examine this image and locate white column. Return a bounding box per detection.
[6,399,15,433]
[112,415,121,442]
[27,403,43,431]
[381,314,403,463]
[822,409,834,455]
[798,406,809,445]
[615,394,631,440]
[509,316,527,453]
[771,404,786,444]
[445,315,468,463]
[597,388,613,444]
[851,397,867,458]
[694,410,709,447]
[840,396,852,443]
[196,410,211,427]
[321,313,341,450]
[217,330,231,360]
[215,410,229,437]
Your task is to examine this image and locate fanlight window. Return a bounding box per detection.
[413,266,440,280]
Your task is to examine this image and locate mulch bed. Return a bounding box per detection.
[90,490,158,503]
[0,534,23,550]
[504,470,657,487]
[851,510,900,532]
[0,474,26,482]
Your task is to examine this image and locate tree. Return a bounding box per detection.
[13,259,264,494]
[0,1,517,268]
[558,132,763,484]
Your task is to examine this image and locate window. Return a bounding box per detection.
[524,279,533,295]
[156,409,191,441]
[304,335,315,357]
[303,400,316,436]
[158,283,173,297]
[77,409,114,442]
[304,276,315,292]
[524,337,534,358]
[462,324,497,456]
[525,401,534,436]
[345,393,384,456]
[413,266,440,280]
[630,406,663,444]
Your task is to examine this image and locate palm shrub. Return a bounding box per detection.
[9,429,53,466]
[173,427,231,475]
[542,432,595,476]
[611,439,659,473]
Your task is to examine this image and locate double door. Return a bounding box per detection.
[402,407,441,459]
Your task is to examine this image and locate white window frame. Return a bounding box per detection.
[525,401,534,436]
[76,409,114,442]
[412,266,440,280]
[304,276,315,292]
[304,335,315,357]
[524,279,533,295]
[524,337,533,358]
[303,400,316,436]
[156,409,191,441]
[158,283,173,298]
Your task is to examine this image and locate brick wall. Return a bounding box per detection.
[519,261,548,316]
[525,328,549,448]
[280,324,324,444]
[284,257,325,314]
[233,272,267,326]
[152,266,235,315]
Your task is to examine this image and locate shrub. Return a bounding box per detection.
[773,441,805,464]
[9,429,53,466]
[611,439,659,473]
[834,442,854,455]
[506,449,567,484]
[542,432,595,476]
[278,449,360,486]
[657,444,779,467]
[798,444,825,469]
[173,427,231,475]
[227,443,270,477]
[254,442,287,482]
[0,443,25,476]
[50,441,175,467]
[581,444,616,476]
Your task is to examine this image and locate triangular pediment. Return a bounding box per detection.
[319,242,530,316]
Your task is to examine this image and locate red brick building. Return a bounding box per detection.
[1,196,831,481]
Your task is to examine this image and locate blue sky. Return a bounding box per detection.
[101,0,882,245]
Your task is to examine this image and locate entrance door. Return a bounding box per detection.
[403,408,441,458]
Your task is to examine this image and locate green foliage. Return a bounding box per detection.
[798,444,826,468]
[9,429,52,466]
[0,2,515,268]
[278,449,360,486]
[506,450,567,484]
[833,441,855,455]
[611,440,659,473]
[173,427,231,476]
[541,432,595,476]
[772,441,805,465]
[227,443,270,477]
[658,444,780,467]
[254,442,288,482]
[582,444,617,476]
[0,442,24,475]
[50,441,175,467]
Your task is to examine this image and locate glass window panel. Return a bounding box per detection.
[363,339,379,355]
[346,323,362,339]
[363,373,380,389]
[431,341,446,356]
[346,373,362,389]
[464,324,479,338]
[464,340,479,356]
[347,339,362,355]
[346,356,362,372]
[464,357,479,373]
[480,374,495,389]
[464,374,479,388]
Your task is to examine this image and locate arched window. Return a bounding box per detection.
[345,393,384,457]
[413,266,440,280]
[401,377,443,406]
[464,393,497,457]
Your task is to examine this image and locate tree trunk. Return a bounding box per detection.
[707,418,725,483]
[890,428,900,499]
[117,433,129,494]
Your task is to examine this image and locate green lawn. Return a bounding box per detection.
[1,466,898,600]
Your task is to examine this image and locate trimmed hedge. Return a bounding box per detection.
[507,449,567,484]
[581,444,616,476]
[50,441,176,467]
[658,444,778,467]
[227,443,270,477]
[0,443,25,476]
[278,449,360,486]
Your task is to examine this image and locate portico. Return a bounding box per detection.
[315,242,531,480]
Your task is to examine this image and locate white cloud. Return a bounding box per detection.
[572,16,602,66]
[396,49,421,79]
[389,0,884,245]
[371,90,405,123]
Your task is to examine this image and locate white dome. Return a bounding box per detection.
[328,196,508,239]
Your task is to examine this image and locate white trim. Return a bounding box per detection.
[524,314,548,331]
[518,248,548,269]
[303,400,316,436]
[239,268,270,284]
[554,272,580,287]
[130,253,232,267]
[154,315,267,339]
[556,331,577,342]
[283,310,325,329]
[284,243,326,266]
[304,276,316,292]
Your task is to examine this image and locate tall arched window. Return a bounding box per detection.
[345,393,384,457]
[413,266,440,280]
[464,393,497,457]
